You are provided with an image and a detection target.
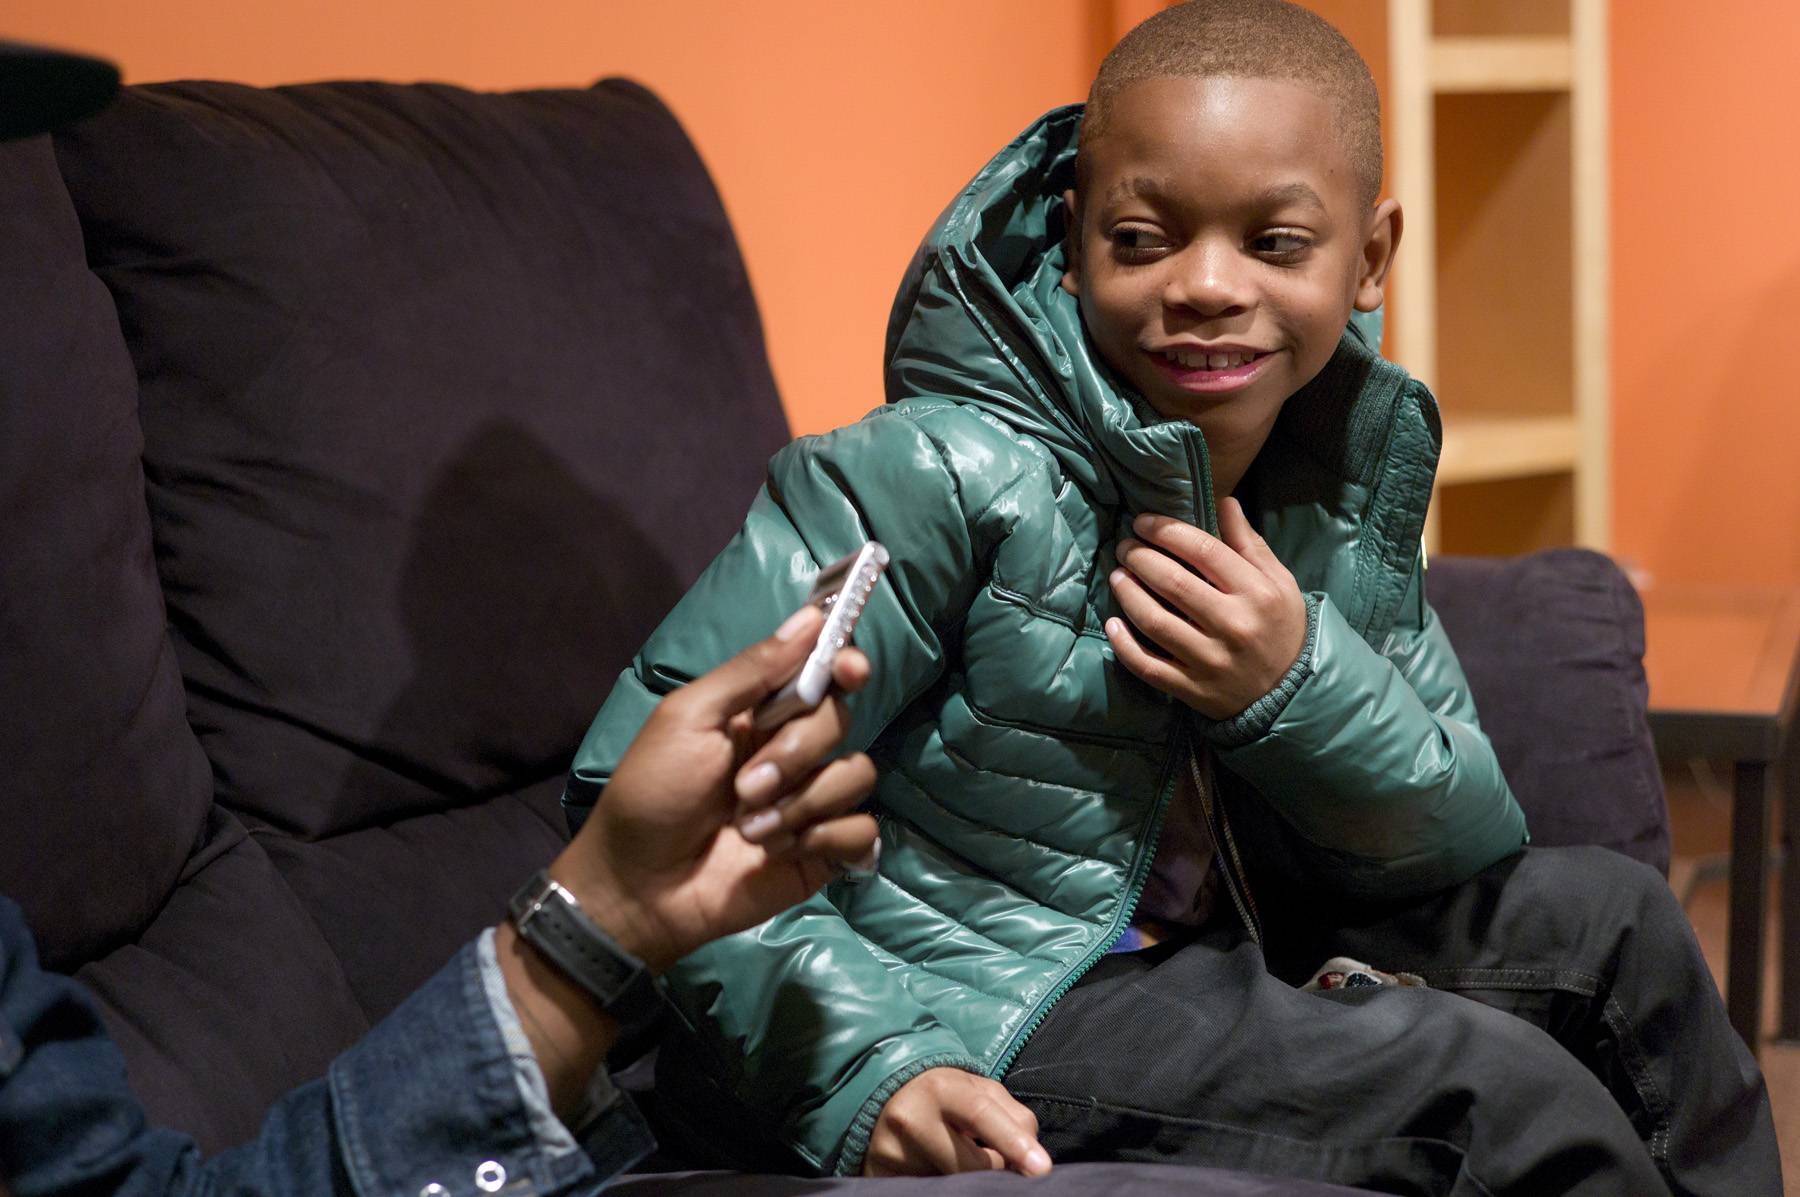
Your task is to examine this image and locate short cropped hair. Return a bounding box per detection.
[1081,0,1383,206]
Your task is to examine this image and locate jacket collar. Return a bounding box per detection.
[883,104,1438,641]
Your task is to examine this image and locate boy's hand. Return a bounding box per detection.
[1106,497,1307,720]
[864,1067,1052,1178]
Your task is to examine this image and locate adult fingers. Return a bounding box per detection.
[942,1081,1052,1177]
[733,690,858,810]
[666,606,824,726]
[738,753,876,844]
[831,646,872,693]
[1132,512,1258,593]
[785,813,880,869]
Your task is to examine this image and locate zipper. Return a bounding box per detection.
[1190,746,1262,945]
[987,719,1189,1078]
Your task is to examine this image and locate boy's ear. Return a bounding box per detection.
[1059,188,1081,296]
[1354,197,1403,312]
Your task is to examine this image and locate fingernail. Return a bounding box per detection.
[1109,569,1126,587]
[775,606,814,641]
[844,839,882,879]
[1026,1148,1051,1174]
[736,761,781,804]
[737,807,782,842]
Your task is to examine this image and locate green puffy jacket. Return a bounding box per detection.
[564,105,1528,1175]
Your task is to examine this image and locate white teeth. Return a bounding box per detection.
[1165,349,1256,370]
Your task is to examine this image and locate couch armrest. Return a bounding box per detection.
[1425,549,1669,875]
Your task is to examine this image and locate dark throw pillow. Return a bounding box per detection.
[1426,549,1669,874]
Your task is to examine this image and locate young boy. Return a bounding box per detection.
[566,3,1778,1192]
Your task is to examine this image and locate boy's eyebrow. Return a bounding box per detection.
[1101,177,1328,212]
[1104,175,1173,205]
[1256,181,1327,211]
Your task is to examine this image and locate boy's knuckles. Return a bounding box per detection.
[1213,611,1253,647]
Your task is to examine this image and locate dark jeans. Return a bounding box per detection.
[1002,846,1779,1197]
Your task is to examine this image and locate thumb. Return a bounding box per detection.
[677,606,822,724]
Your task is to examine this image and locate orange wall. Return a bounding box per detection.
[5,1,1102,438]
[1611,5,1800,588]
[11,2,1800,587]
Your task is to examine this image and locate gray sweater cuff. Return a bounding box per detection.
[1196,591,1321,749]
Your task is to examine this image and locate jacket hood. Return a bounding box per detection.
[882,103,1412,545]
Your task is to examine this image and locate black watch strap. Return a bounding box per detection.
[507,870,666,1036]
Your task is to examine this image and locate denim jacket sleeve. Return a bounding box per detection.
[0,898,653,1196]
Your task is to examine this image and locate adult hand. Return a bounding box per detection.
[498,605,879,1116]
[863,1067,1051,1178]
[552,604,880,974]
[1106,497,1307,720]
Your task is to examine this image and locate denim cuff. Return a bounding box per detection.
[330,937,653,1197]
[1196,591,1321,750]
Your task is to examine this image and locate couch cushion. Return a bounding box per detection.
[253,780,567,1022]
[76,808,368,1155]
[1425,549,1669,874]
[51,79,789,840]
[610,1164,1362,1195]
[0,135,213,969]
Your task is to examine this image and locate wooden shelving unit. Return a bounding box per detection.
[1387,0,1609,556]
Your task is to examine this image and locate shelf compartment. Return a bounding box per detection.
[1433,472,1575,558]
[1432,0,1569,38]
[1434,90,1574,421]
[1438,412,1577,484]
[1430,37,1572,92]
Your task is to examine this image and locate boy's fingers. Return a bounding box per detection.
[1217,497,1283,575]
[1109,566,1207,665]
[1116,538,1229,627]
[674,606,824,724]
[733,692,857,810]
[924,1122,996,1175]
[1133,512,1257,593]
[952,1136,1008,1174]
[1106,617,1200,707]
[944,1085,1051,1177]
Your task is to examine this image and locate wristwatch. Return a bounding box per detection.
[507,870,667,1036]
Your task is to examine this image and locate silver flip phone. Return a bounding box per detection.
[751,541,889,732]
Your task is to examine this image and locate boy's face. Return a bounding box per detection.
[1063,75,1399,440]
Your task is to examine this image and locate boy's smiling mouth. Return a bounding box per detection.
[1147,343,1277,394]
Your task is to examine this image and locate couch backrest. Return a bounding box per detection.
[0,135,214,969]
[47,77,789,844]
[5,79,793,1146]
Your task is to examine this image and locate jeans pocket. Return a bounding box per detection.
[1412,966,1671,1172]
[1016,1092,1492,1197]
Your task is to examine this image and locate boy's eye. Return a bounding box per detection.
[1249,230,1313,261]
[1107,225,1170,258]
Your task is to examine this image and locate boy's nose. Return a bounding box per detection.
[1162,241,1253,319]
